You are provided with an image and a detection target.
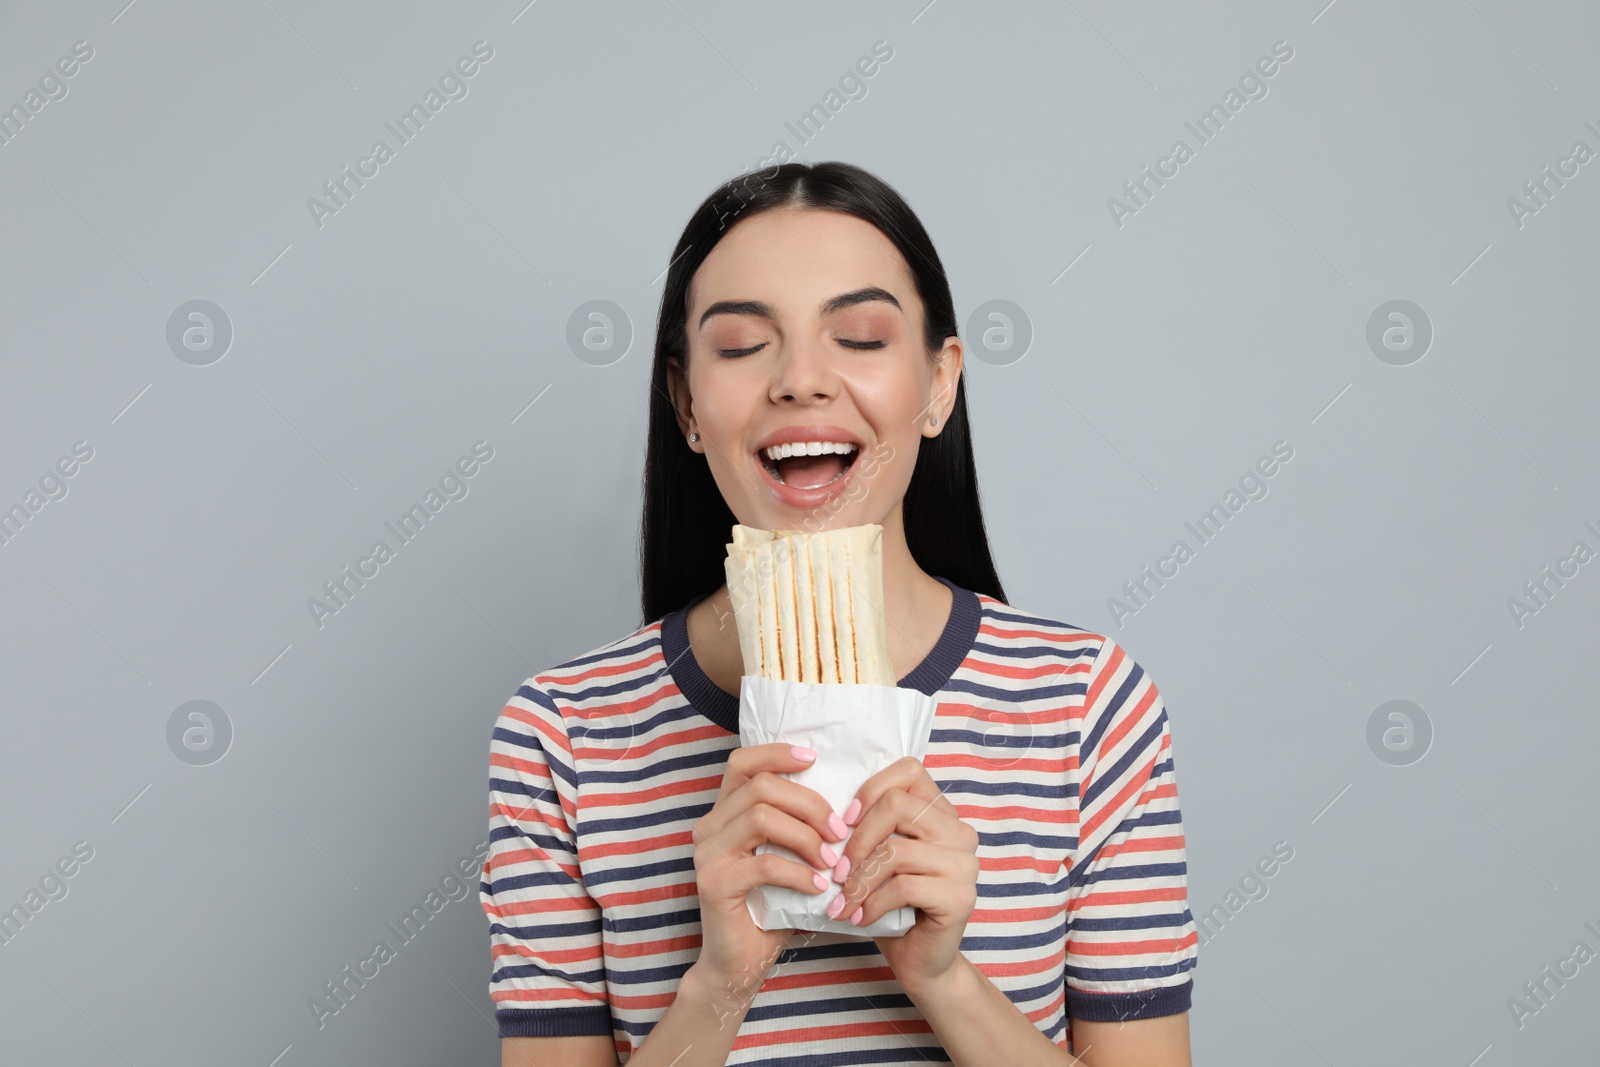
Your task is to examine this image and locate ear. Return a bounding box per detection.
[922,336,964,438]
[665,356,703,453]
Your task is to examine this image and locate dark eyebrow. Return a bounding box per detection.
[696,287,902,331]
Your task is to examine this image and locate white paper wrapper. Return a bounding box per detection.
[737,674,940,938]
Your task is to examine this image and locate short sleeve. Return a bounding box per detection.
[480,677,613,1038]
[1064,636,1198,1023]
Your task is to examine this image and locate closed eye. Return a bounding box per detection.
[715,339,886,358]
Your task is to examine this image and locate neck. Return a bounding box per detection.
[877,501,954,676]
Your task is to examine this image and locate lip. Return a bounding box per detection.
[751,423,866,511]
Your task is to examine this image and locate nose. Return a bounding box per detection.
[768,337,838,405]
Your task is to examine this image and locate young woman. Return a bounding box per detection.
[481,161,1197,1066]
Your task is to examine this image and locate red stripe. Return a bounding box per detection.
[1067,885,1188,912]
[491,986,606,1006]
[544,643,661,685]
[926,752,1077,776]
[732,1017,935,1047]
[486,891,597,919]
[586,773,720,811]
[487,801,565,844]
[957,802,1076,825]
[971,903,1072,923]
[572,720,728,763]
[490,941,602,965]
[967,657,1093,681]
[1082,754,1156,843]
[582,829,696,864]
[1097,684,1157,767]
[1082,640,1123,720]
[499,702,569,758]
[563,679,681,721]
[1098,834,1186,859]
[980,622,1097,643]
[1066,931,1199,956]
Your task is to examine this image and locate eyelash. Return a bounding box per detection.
[716,339,886,358]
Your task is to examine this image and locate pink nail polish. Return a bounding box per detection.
[833,854,850,882]
[844,798,862,825]
[827,894,846,918]
[828,813,848,839]
[813,872,829,892]
[820,843,838,867]
[849,905,864,926]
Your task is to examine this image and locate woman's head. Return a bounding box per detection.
[641,161,1006,622]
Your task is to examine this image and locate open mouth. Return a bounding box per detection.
[758,440,861,490]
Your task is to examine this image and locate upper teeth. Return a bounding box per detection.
[763,441,858,460]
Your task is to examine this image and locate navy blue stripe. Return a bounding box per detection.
[1071,910,1194,932]
[1082,711,1165,811]
[496,1003,612,1038]
[930,725,1077,749]
[542,633,657,673]
[982,606,1085,631]
[1066,977,1192,1022]
[971,638,1095,663]
[488,916,601,941]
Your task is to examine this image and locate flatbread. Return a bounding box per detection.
[809,534,837,684]
[723,523,890,684]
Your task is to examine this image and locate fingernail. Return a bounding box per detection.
[849,905,864,926]
[828,813,848,840]
[791,745,817,762]
[827,894,847,918]
[813,872,829,892]
[833,854,850,883]
[844,798,862,825]
[820,843,838,867]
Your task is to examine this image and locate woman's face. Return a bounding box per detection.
[667,207,962,533]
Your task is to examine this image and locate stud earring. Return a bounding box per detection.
[929,415,938,426]
[689,432,699,442]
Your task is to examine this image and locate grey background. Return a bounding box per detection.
[2,1,1596,1064]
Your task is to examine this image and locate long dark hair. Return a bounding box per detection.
[639,160,1007,623]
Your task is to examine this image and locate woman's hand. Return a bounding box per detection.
[826,756,980,995]
[692,742,849,1002]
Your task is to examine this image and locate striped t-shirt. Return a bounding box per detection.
[480,577,1198,1061]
